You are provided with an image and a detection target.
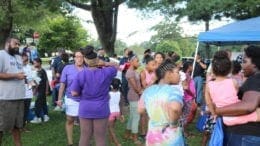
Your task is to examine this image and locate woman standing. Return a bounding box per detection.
[71,46,117,146]
[57,50,86,146]
[213,45,260,145]
[138,60,184,146]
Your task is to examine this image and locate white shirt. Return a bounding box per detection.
[109,91,121,113]
[23,64,34,99]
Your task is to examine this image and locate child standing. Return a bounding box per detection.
[30,58,50,123]
[108,78,124,146]
[205,50,260,126]
[138,60,184,146]
[124,52,142,145]
[182,61,196,137]
[139,55,156,139]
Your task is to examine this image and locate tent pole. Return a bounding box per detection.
[191,42,200,78]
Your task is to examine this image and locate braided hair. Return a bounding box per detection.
[155,59,177,84]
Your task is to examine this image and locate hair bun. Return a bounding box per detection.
[83,45,97,59]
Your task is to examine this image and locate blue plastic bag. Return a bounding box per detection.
[196,114,207,132]
[209,117,223,146]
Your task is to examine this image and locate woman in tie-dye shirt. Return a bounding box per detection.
[138,59,184,146]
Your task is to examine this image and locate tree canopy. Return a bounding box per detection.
[38,16,89,55]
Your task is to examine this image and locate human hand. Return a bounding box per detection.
[56,100,63,107]
[97,59,105,67]
[16,72,26,80]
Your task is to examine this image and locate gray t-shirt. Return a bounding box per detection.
[0,50,25,100]
[126,68,141,101]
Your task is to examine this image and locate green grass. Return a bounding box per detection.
[2,100,202,146]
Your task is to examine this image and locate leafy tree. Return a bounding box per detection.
[150,20,182,44]
[38,16,89,55]
[149,20,196,57]
[155,40,181,54]
[66,0,126,56]
[115,39,127,56]
[0,0,63,48]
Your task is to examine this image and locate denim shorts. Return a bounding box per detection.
[224,132,260,146]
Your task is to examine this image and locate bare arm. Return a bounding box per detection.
[168,101,182,122]
[198,61,207,69]
[0,72,26,80]
[205,84,215,115]
[216,91,260,116]
[137,97,146,114]
[140,70,147,89]
[57,83,65,107]
[71,91,79,97]
[128,77,142,94]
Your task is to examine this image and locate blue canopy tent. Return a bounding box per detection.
[191,16,260,77]
[198,16,260,45]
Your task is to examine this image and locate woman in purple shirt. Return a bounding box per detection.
[71,46,118,146]
[57,50,86,146]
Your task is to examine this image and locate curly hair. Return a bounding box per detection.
[212,50,231,76]
[244,45,260,70]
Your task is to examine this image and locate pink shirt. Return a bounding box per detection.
[208,78,257,126]
[144,69,155,86]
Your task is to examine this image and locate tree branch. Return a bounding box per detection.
[66,0,91,11]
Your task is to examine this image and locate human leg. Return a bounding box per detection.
[129,102,141,144]
[66,116,75,145]
[23,99,31,126]
[79,118,93,146]
[12,128,22,146]
[194,76,204,105]
[93,118,108,146]
[125,101,134,139]
[108,114,121,146]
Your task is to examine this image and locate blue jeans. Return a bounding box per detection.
[224,132,260,146]
[193,76,204,105]
[52,83,60,106]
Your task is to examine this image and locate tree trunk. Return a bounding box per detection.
[91,0,119,56]
[205,20,210,59]
[0,0,13,49]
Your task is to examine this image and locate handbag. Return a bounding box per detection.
[209,117,224,146]
[196,113,207,132]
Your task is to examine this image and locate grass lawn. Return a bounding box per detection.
[2,101,202,146]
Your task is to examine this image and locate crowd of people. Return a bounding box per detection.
[0,36,260,146]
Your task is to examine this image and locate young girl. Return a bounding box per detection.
[31,58,50,123]
[138,60,184,146]
[139,55,156,139]
[182,61,196,136]
[108,78,124,146]
[205,50,260,126]
[124,52,142,145]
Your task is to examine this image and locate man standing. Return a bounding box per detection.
[0,37,26,146]
[193,52,207,106]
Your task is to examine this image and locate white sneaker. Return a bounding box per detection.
[44,115,50,122]
[53,106,62,111]
[30,117,41,124]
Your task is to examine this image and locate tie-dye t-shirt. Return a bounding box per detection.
[139,85,184,146]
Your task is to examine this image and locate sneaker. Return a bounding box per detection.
[44,115,50,122]
[53,106,62,111]
[30,117,41,124]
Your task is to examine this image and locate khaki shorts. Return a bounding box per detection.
[0,100,24,131]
